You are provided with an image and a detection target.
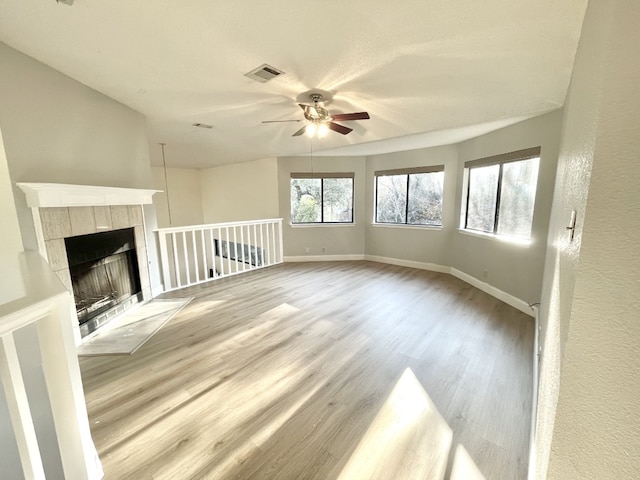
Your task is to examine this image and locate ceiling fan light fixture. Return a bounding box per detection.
[305,123,317,138]
[317,123,329,138]
[264,92,369,137]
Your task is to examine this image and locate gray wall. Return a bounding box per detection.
[273,112,561,307]
[0,42,158,479]
[452,111,562,304]
[201,158,279,224]
[0,42,155,252]
[151,166,204,228]
[364,144,458,268]
[278,155,367,257]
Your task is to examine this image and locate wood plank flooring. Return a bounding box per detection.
[79,261,534,480]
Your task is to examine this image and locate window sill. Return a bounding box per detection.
[372,223,442,231]
[290,223,356,228]
[457,228,532,247]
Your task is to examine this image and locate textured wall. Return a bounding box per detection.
[196,113,560,304]
[364,144,458,268]
[536,1,640,478]
[152,166,204,228]
[0,129,22,255]
[277,155,367,257]
[453,112,562,304]
[201,157,279,224]
[0,43,153,251]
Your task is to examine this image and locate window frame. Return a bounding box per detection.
[374,165,445,227]
[462,147,541,239]
[290,172,355,225]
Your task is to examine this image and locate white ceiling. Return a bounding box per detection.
[0,0,588,169]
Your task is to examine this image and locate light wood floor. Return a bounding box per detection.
[79,261,534,480]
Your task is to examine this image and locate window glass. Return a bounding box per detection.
[408,171,444,225]
[291,178,321,223]
[376,174,407,223]
[462,152,541,241]
[497,158,540,239]
[323,178,353,222]
[466,165,499,233]
[290,176,353,224]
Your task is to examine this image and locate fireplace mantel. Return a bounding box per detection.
[17,182,159,208]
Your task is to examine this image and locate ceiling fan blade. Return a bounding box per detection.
[331,112,370,121]
[328,122,353,135]
[262,119,302,123]
[292,125,308,136]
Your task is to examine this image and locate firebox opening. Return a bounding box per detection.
[65,228,142,335]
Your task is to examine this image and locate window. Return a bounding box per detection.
[290,173,354,224]
[462,147,541,240]
[375,166,444,226]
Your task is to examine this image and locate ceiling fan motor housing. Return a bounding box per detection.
[302,94,331,122]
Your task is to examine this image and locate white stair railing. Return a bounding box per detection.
[0,252,102,480]
[156,218,283,292]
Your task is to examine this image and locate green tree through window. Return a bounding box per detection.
[375,167,444,226]
[290,175,354,224]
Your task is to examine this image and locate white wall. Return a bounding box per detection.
[452,111,562,304]
[152,166,204,228]
[201,157,279,223]
[277,155,367,258]
[0,129,22,256]
[0,42,154,251]
[0,43,158,479]
[536,1,640,478]
[0,127,28,479]
[364,145,458,268]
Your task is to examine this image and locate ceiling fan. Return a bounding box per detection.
[262,93,370,137]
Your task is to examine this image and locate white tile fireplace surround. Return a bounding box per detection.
[17,183,159,345]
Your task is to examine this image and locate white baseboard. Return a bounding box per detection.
[528,305,540,480]
[284,254,366,262]
[450,268,534,316]
[363,255,450,274]
[283,254,533,318]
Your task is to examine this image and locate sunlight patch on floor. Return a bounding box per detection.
[179,341,362,479]
[175,299,227,319]
[450,444,486,480]
[248,348,358,448]
[192,302,300,357]
[338,368,453,480]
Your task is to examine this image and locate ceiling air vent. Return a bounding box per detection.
[192,123,213,129]
[244,64,285,83]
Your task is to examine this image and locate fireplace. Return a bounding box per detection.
[17,181,160,344]
[65,228,143,337]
